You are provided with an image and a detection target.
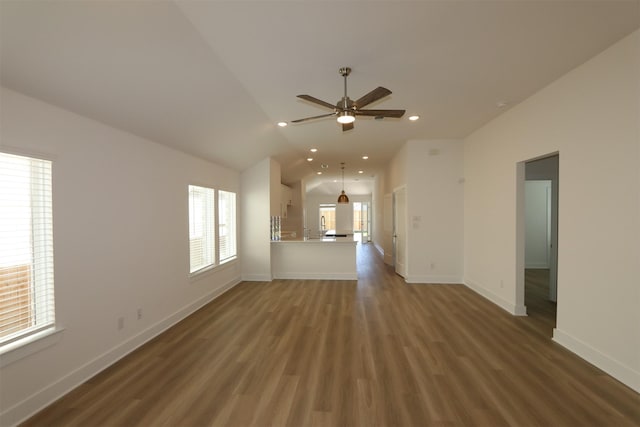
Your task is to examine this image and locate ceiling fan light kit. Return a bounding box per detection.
[337,111,355,124]
[291,67,405,132]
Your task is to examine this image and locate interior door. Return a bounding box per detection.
[394,187,407,278]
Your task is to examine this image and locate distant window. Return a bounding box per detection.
[319,204,336,230]
[218,190,237,262]
[188,185,215,273]
[0,152,55,347]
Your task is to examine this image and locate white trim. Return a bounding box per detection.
[463,278,527,316]
[405,275,463,284]
[525,263,549,269]
[241,273,272,282]
[272,272,357,280]
[553,328,640,394]
[0,278,241,427]
[0,327,65,368]
[373,242,384,257]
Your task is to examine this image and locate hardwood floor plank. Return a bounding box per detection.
[21,244,640,427]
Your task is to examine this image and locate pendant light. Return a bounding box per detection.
[337,162,349,204]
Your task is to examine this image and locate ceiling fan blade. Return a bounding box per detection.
[290,112,337,123]
[297,94,336,110]
[342,122,354,132]
[354,87,392,108]
[355,109,406,118]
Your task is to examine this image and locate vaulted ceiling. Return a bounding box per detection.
[1,1,638,196]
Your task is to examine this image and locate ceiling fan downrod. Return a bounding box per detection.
[339,67,352,110]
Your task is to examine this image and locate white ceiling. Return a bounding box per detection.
[1,1,638,196]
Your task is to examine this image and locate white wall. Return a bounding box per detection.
[524,180,551,268]
[463,30,639,392]
[406,140,464,284]
[384,140,464,283]
[0,87,242,425]
[371,173,385,255]
[239,157,275,281]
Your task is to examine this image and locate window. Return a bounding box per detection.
[218,190,237,262]
[319,204,336,231]
[188,185,215,273]
[188,186,237,274]
[0,152,55,347]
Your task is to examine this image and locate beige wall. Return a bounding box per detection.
[463,30,639,391]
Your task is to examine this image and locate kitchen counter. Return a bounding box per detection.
[271,237,357,280]
[272,236,356,243]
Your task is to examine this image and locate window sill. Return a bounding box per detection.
[0,327,65,368]
[189,257,238,282]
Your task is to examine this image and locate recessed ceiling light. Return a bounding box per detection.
[277,121,288,127]
[358,170,364,174]
[362,155,369,160]
[307,158,313,162]
[408,115,419,121]
[310,148,318,152]
[317,171,322,175]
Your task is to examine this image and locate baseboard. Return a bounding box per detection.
[1,278,241,427]
[405,275,463,285]
[553,328,640,394]
[273,272,357,280]
[463,278,526,316]
[241,273,272,281]
[373,242,384,257]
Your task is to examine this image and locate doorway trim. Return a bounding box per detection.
[516,151,559,317]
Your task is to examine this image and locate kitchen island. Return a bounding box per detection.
[271,237,357,280]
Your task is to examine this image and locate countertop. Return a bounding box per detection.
[271,236,357,244]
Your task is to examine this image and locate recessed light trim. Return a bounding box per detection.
[362,155,369,160]
[358,170,364,174]
[310,148,318,153]
[307,158,313,162]
[277,121,288,127]
[408,115,419,121]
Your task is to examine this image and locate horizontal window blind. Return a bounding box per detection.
[218,190,237,262]
[0,152,55,346]
[188,185,215,273]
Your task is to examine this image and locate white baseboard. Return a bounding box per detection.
[1,278,241,427]
[241,274,272,281]
[553,328,640,394]
[463,278,526,316]
[273,272,357,280]
[373,242,384,257]
[405,275,463,285]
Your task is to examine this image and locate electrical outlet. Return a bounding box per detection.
[117,317,124,330]
[137,308,142,320]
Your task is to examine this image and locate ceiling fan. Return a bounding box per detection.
[291,67,405,131]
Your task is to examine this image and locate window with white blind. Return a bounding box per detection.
[218,190,237,262]
[188,185,215,273]
[0,152,55,347]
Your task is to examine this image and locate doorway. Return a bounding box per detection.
[353,201,370,243]
[518,154,559,334]
[393,187,407,278]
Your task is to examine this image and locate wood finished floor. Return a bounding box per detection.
[23,244,640,426]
